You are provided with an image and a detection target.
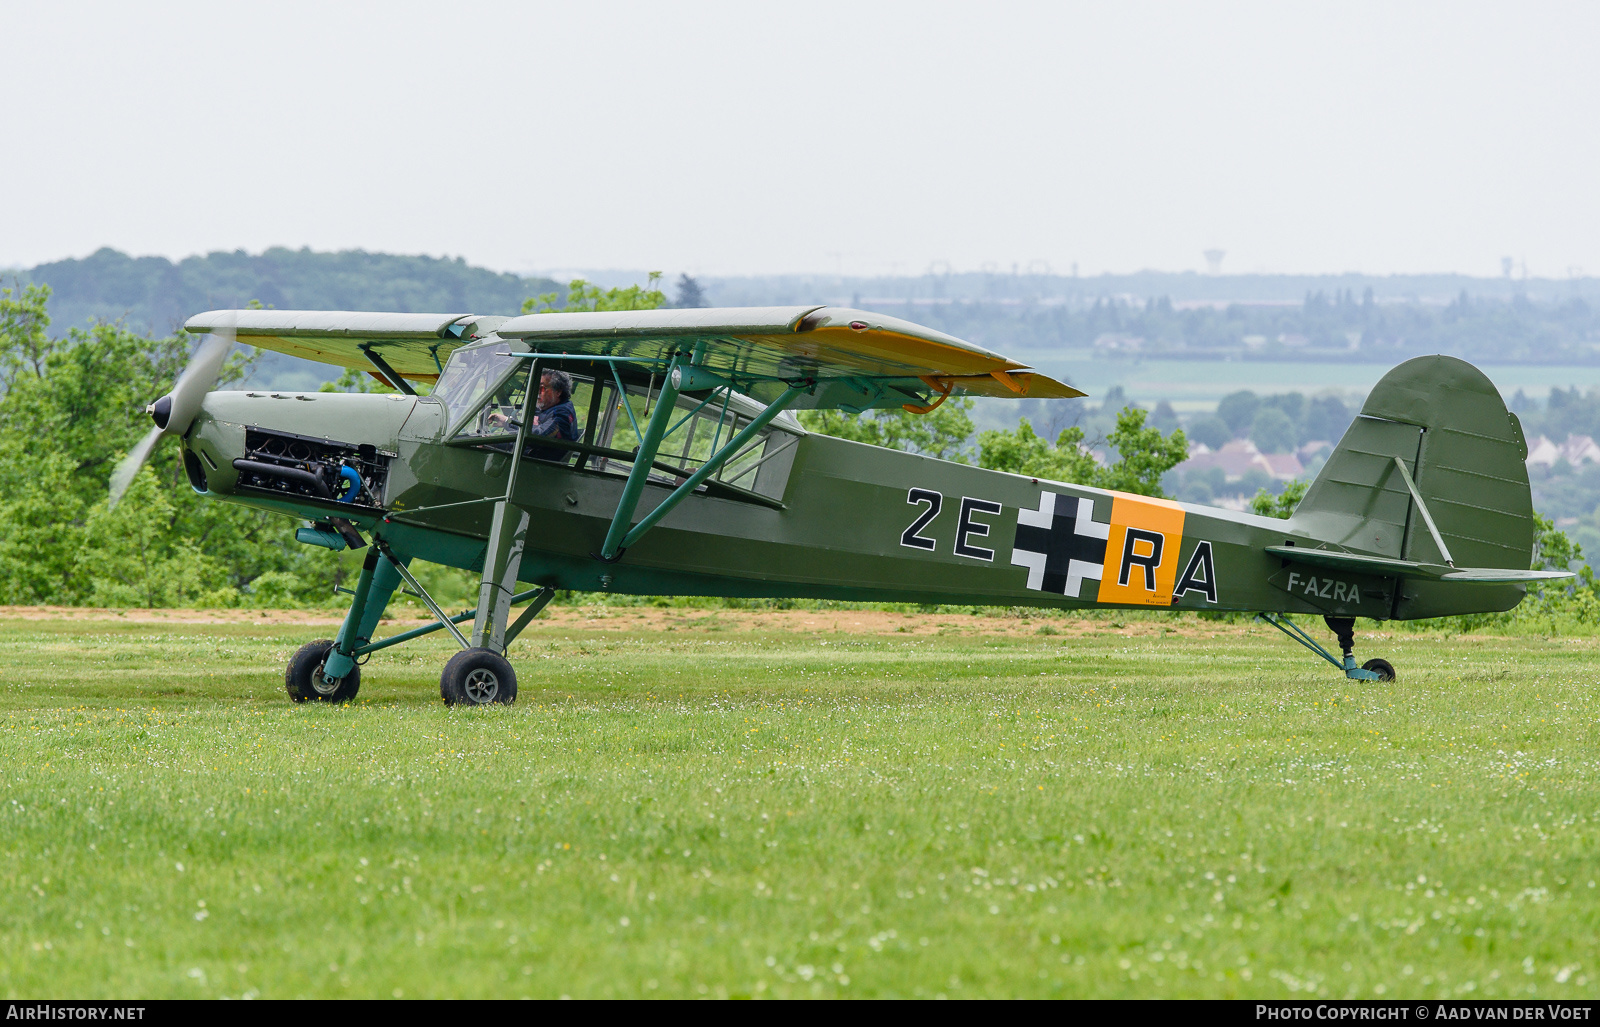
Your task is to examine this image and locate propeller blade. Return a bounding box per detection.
[159,327,235,437]
[108,426,165,509]
[114,322,236,508]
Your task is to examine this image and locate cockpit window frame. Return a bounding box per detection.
[434,343,528,439]
[436,343,806,503]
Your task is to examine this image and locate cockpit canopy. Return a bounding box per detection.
[431,341,801,502]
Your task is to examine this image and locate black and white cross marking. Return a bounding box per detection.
[1009,492,1110,597]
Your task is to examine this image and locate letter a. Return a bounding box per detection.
[1173,540,1218,603]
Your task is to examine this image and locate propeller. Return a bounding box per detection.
[109,326,235,508]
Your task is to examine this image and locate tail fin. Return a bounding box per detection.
[1289,355,1533,617]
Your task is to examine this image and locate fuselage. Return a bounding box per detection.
[182,388,1524,621]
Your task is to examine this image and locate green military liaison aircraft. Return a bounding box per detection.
[109,305,1569,705]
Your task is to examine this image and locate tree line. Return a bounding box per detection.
[21,248,1600,369]
[902,290,1600,365]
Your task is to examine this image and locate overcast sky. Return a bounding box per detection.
[5,1,1598,278]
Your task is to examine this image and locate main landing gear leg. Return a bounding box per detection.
[281,537,556,705]
[1256,613,1396,682]
[286,548,405,703]
[437,499,531,706]
[431,357,545,706]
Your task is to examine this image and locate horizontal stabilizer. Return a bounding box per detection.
[1437,568,1575,583]
[1265,546,1572,583]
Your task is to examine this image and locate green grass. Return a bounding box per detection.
[2,615,1597,999]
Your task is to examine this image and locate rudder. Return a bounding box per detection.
[1290,355,1533,617]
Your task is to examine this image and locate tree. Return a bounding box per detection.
[1262,391,1305,424]
[0,442,85,602]
[77,467,232,607]
[1520,512,1600,611]
[523,273,668,314]
[675,274,708,308]
[0,295,307,607]
[976,406,1187,498]
[801,399,974,463]
[1532,511,1585,572]
[1180,466,1228,505]
[1235,468,1274,497]
[1147,400,1180,433]
[28,248,1600,369]
[1188,414,1231,450]
[1249,407,1297,453]
[1095,407,1190,497]
[25,247,564,333]
[976,418,1099,482]
[1249,479,1309,519]
[1216,390,1260,436]
[0,282,56,390]
[1303,395,1351,443]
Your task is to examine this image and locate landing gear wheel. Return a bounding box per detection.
[440,649,517,706]
[285,639,361,703]
[1362,658,1396,683]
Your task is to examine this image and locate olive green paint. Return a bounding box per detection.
[185,348,1559,636]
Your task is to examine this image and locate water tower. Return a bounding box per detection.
[1203,249,1226,275]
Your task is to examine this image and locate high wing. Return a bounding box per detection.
[184,310,513,384]
[185,305,1083,411]
[494,305,1085,410]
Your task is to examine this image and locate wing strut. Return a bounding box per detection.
[596,356,806,561]
[598,355,687,561]
[613,383,805,555]
[468,358,546,653]
[360,344,418,396]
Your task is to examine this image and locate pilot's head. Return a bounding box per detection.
[540,370,573,407]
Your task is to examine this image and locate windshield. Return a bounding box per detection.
[454,364,535,441]
[433,345,520,429]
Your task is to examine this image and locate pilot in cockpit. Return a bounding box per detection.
[486,369,580,460]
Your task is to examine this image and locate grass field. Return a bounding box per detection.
[2,609,1597,999]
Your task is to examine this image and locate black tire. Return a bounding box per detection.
[285,639,361,703]
[440,648,517,706]
[1362,657,1396,683]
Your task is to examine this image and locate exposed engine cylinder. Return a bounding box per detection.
[231,427,393,508]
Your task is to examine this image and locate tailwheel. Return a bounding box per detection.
[1361,658,1396,683]
[1322,615,1392,682]
[440,649,518,706]
[285,639,361,703]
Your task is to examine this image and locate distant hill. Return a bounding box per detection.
[16,248,1600,389]
[11,248,565,389]
[699,269,1600,307]
[19,247,562,338]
